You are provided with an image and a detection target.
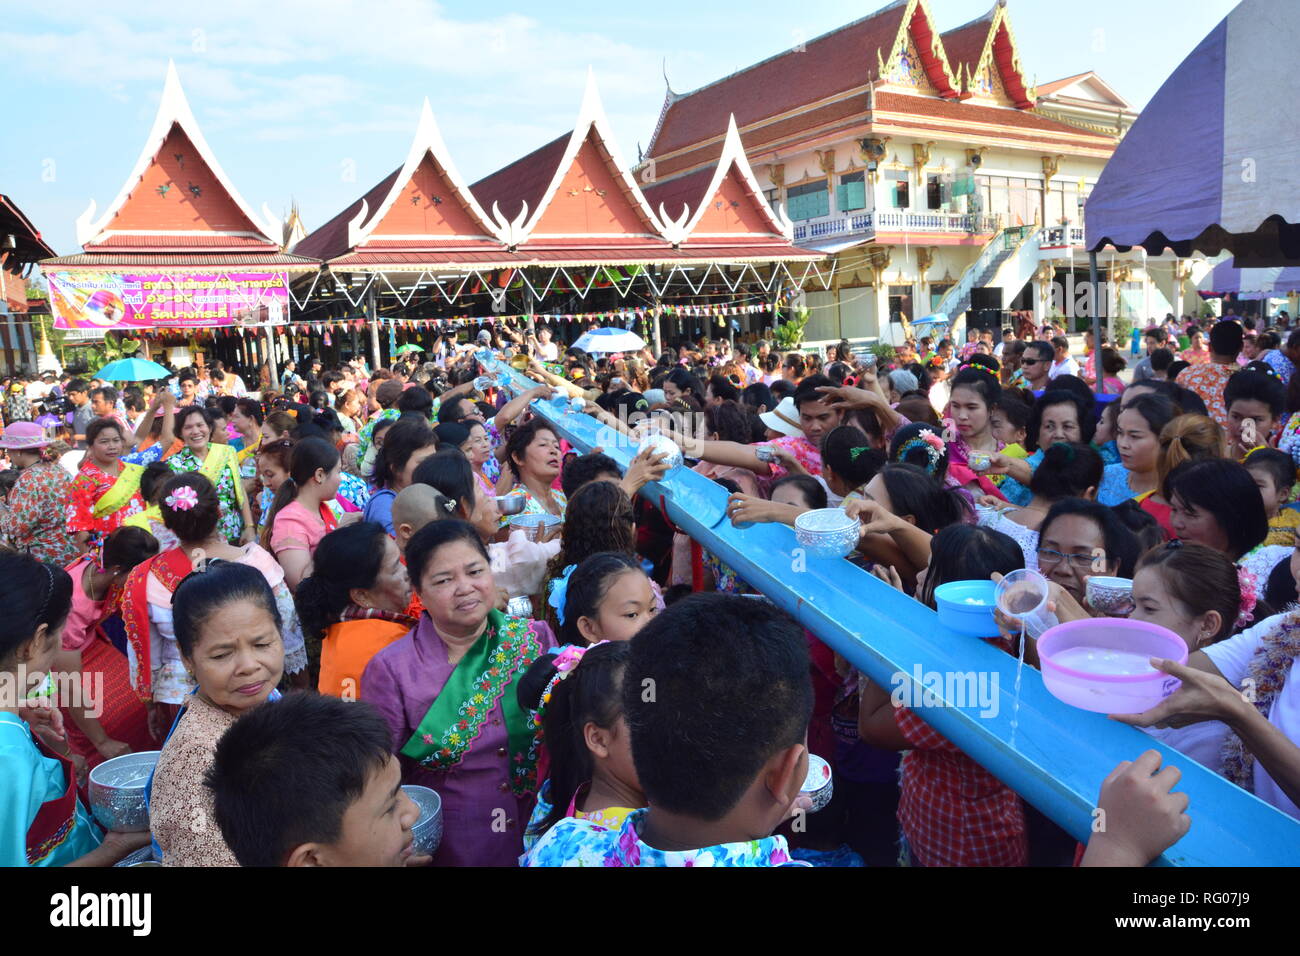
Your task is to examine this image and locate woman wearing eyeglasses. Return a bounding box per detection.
[1034,499,1141,606]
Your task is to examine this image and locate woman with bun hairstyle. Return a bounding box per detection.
[295,521,414,696]
[1138,414,1226,539]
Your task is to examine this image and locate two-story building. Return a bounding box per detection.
[641,0,1194,347]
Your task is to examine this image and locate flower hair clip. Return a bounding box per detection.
[532,641,608,732]
[1236,566,1258,628]
[896,428,946,475]
[164,485,200,512]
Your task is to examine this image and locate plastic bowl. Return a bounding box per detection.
[88,751,160,832]
[800,754,834,813]
[1037,618,1188,714]
[1086,576,1135,616]
[794,508,860,559]
[934,580,999,638]
[402,785,443,857]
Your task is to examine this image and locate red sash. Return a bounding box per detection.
[26,731,80,865]
[319,502,338,533]
[117,547,194,701]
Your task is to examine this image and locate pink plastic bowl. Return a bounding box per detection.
[1037,618,1188,715]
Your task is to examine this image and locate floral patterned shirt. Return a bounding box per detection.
[1175,362,1235,430]
[521,807,804,867]
[167,446,246,541]
[66,460,145,538]
[0,461,81,565]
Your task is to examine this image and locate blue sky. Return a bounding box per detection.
[2,0,1240,255]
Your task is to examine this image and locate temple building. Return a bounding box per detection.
[640,0,1189,346]
[0,192,55,373]
[40,61,316,376]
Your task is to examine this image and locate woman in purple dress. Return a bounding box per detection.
[361,519,555,866]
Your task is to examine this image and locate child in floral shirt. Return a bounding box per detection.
[522,593,814,866]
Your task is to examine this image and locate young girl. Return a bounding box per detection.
[57,527,160,769]
[1244,447,1300,546]
[0,554,148,866]
[990,394,1030,454]
[858,524,1029,866]
[945,364,1005,497]
[122,460,182,551]
[552,552,659,647]
[518,640,644,851]
[1137,413,1224,538]
[725,426,881,525]
[1121,542,1245,767]
[1225,368,1286,459]
[262,437,345,591]
[1098,393,1178,506]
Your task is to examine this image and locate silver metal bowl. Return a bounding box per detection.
[800,754,834,813]
[88,751,160,833]
[1086,576,1135,616]
[402,785,443,857]
[496,493,527,516]
[113,845,160,867]
[637,433,684,470]
[794,508,860,560]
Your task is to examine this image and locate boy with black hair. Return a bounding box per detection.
[205,694,426,867]
[523,592,813,866]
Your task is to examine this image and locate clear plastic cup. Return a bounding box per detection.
[995,568,1059,639]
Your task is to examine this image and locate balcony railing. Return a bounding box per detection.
[793,210,1000,243]
[1040,225,1087,247]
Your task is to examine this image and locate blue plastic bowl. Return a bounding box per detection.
[934,580,999,638]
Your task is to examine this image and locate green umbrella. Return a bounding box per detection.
[394,344,425,356]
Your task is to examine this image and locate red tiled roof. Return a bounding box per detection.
[643,166,716,223]
[1036,72,1092,97]
[469,133,570,226]
[292,167,400,261]
[940,16,993,82]
[42,252,319,270]
[873,92,1105,138]
[649,4,907,158]
[86,234,278,250]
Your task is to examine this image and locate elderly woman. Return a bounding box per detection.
[0,422,81,565]
[120,473,307,736]
[148,562,285,866]
[66,418,147,549]
[498,419,566,517]
[362,519,556,866]
[167,405,254,543]
[296,521,414,696]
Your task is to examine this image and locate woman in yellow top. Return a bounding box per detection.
[294,520,414,696]
[167,405,254,543]
[518,641,644,853]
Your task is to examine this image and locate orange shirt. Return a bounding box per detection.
[319,618,411,698]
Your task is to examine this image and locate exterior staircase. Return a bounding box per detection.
[936,225,1040,323]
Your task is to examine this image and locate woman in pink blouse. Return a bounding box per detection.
[261,436,352,591]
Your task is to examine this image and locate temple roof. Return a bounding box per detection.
[470,71,664,250]
[646,116,796,252]
[295,100,504,263]
[75,61,281,255]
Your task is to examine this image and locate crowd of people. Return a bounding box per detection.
[2,308,1298,868]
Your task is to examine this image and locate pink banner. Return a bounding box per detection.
[48,271,288,330]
